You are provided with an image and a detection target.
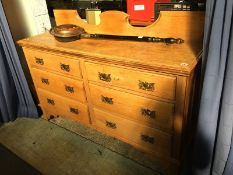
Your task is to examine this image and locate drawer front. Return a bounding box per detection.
[38,89,89,124]
[89,84,174,130]
[85,62,176,100]
[24,48,82,78]
[94,108,171,156]
[32,68,86,103]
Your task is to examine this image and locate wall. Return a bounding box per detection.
[2,0,51,105]
[2,0,51,41]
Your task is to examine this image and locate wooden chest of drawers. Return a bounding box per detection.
[18,11,204,174]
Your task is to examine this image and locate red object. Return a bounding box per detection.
[127,0,171,22]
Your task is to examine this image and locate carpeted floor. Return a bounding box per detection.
[0,143,42,175]
[49,117,163,172]
[0,118,163,175]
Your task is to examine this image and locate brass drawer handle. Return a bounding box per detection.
[141,108,156,119]
[60,63,70,72]
[35,57,44,65]
[105,121,116,129]
[47,98,55,105]
[70,107,79,115]
[41,78,49,85]
[141,134,155,144]
[101,95,113,104]
[138,80,155,91]
[65,85,74,93]
[98,72,111,82]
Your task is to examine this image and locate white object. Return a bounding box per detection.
[2,0,51,36]
[86,9,101,25]
[134,5,145,11]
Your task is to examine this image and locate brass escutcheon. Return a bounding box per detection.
[41,78,49,85]
[141,134,154,144]
[98,72,111,82]
[65,85,74,93]
[105,121,117,129]
[138,80,155,91]
[70,107,79,115]
[141,108,156,119]
[47,98,55,105]
[101,95,113,104]
[35,57,44,65]
[60,63,70,72]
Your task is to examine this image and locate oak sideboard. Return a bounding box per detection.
[18,10,204,174]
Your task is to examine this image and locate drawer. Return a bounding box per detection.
[32,68,86,103]
[38,89,89,124]
[89,84,174,130]
[23,48,82,78]
[94,108,171,156]
[85,62,176,100]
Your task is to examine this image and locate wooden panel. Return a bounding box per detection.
[54,10,205,43]
[23,48,82,78]
[31,68,86,103]
[38,88,89,124]
[94,108,172,156]
[79,60,96,125]
[173,76,187,159]
[89,84,174,130]
[86,62,176,100]
[18,33,203,76]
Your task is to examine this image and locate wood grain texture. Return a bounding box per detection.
[38,88,89,124]
[18,32,202,76]
[94,108,172,156]
[89,83,174,131]
[23,48,83,78]
[79,60,96,125]
[54,10,205,43]
[31,68,87,103]
[172,76,187,159]
[85,62,176,100]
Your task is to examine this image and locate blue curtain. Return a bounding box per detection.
[191,0,233,174]
[0,2,38,122]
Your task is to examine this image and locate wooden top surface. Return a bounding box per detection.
[18,32,202,76]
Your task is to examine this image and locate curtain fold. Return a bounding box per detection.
[0,1,38,122]
[192,0,233,175]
